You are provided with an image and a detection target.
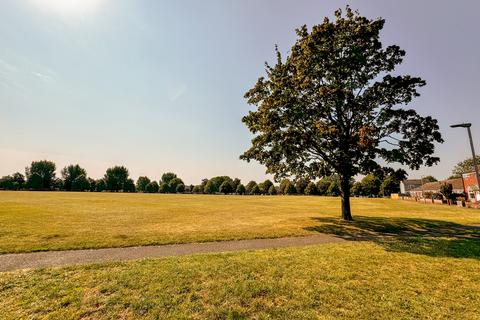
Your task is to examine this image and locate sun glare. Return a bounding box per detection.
[31,0,104,17]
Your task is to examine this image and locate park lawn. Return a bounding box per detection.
[1,191,480,253]
[1,242,480,319]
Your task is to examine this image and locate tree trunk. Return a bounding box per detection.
[340,175,353,221]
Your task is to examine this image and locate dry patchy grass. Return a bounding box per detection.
[0,191,479,253]
[1,242,479,319]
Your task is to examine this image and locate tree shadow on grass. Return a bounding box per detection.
[305,216,480,259]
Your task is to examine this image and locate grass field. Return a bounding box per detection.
[1,191,480,318]
[1,191,480,253]
[1,243,479,319]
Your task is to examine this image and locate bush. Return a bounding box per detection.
[236,184,246,195]
[219,181,234,194]
[176,183,186,193]
[62,164,87,191]
[245,181,258,195]
[268,185,277,195]
[192,185,203,194]
[104,166,130,192]
[169,178,184,193]
[145,181,159,193]
[203,180,216,194]
[260,180,274,195]
[159,182,169,193]
[26,160,56,190]
[351,182,363,197]
[88,178,97,192]
[279,179,291,194]
[136,176,151,193]
[232,178,241,191]
[316,179,331,196]
[250,184,261,195]
[284,181,297,195]
[295,179,309,194]
[72,174,90,191]
[0,176,14,190]
[161,172,177,185]
[327,180,340,196]
[1,173,25,190]
[304,182,318,195]
[27,173,43,190]
[124,179,136,193]
[95,179,107,192]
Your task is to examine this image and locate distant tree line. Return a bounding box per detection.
[0,160,401,197]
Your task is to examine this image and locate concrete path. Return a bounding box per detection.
[0,234,345,272]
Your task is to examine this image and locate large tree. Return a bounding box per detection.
[104,166,130,192]
[25,160,56,190]
[241,7,443,220]
[452,155,480,177]
[61,164,87,191]
[136,176,151,193]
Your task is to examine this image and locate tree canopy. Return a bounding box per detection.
[136,176,151,193]
[26,160,56,190]
[240,7,443,220]
[452,156,480,176]
[61,164,87,191]
[104,166,130,192]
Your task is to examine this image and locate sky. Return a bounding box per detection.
[1,0,479,184]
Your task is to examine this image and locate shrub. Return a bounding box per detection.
[27,173,43,190]
[26,160,56,190]
[304,182,318,195]
[295,178,309,194]
[245,181,258,195]
[236,184,246,195]
[136,176,151,193]
[95,179,106,192]
[159,182,170,193]
[250,184,261,195]
[72,174,90,191]
[62,164,87,191]
[145,181,159,193]
[169,178,184,193]
[104,166,130,192]
[284,181,297,195]
[316,179,331,196]
[232,178,241,191]
[279,179,291,194]
[219,181,234,194]
[161,172,177,185]
[204,180,216,194]
[124,179,136,193]
[260,180,274,194]
[176,183,186,193]
[268,185,277,195]
[0,176,13,190]
[192,185,203,194]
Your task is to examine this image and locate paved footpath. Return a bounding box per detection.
[0,234,345,272]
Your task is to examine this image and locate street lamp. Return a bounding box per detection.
[451,123,480,201]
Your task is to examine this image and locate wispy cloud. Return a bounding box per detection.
[33,71,54,82]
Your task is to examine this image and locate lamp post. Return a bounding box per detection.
[451,123,479,202]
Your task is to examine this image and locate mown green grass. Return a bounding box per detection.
[1,242,479,319]
[1,191,480,253]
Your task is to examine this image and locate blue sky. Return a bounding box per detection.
[1,0,479,184]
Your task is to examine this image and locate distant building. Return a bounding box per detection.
[462,172,480,203]
[400,179,423,194]
[409,178,465,198]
